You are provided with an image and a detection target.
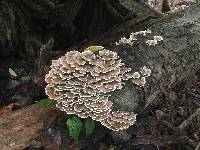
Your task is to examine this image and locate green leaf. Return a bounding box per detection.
[108,144,116,150]
[66,116,82,144]
[85,117,95,137]
[84,46,104,52]
[35,98,55,107]
[21,75,32,81]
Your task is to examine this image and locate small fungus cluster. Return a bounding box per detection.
[45,48,151,131]
[115,29,163,46]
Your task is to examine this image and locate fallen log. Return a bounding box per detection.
[32,4,200,129]
[35,4,200,115]
[107,4,200,115]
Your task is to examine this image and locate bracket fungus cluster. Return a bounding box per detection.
[45,47,151,131]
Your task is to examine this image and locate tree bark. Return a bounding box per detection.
[0,0,160,59]
[108,4,200,114]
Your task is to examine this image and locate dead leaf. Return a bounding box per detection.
[9,68,18,77]
[0,103,18,115]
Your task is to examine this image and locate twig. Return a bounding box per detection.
[195,142,200,150]
[178,107,200,131]
[129,135,189,146]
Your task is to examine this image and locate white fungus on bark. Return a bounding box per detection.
[45,47,151,131]
[115,29,163,47]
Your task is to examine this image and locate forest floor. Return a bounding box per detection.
[0,53,199,150]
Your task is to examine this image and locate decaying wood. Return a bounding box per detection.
[107,4,200,114]
[0,104,60,150]
[33,3,200,121]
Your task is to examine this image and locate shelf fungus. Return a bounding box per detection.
[45,47,151,131]
[101,111,137,131]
